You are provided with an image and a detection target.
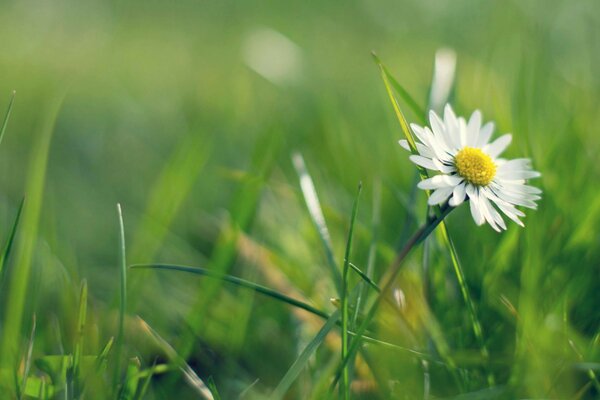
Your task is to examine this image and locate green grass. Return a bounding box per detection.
[0,1,599,398]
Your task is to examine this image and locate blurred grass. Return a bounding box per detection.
[0,0,598,398]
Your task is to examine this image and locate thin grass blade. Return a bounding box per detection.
[292,152,342,295]
[138,317,214,400]
[0,198,25,284]
[372,53,426,125]
[18,314,36,400]
[271,310,340,400]
[340,183,362,400]
[0,90,16,147]
[114,204,127,390]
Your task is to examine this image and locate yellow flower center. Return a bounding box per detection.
[454,147,496,186]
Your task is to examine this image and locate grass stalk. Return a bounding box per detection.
[114,204,127,391]
[340,183,362,399]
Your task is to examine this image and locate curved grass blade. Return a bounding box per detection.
[114,204,127,390]
[270,310,340,400]
[340,183,362,400]
[131,263,329,319]
[372,53,426,125]
[138,317,214,400]
[0,198,25,285]
[292,152,342,295]
[0,90,16,147]
[130,264,441,359]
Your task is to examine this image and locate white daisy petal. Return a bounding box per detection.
[479,193,506,231]
[466,110,482,146]
[467,187,485,225]
[428,186,453,205]
[449,182,466,207]
[497,158,532,172]
[496,169,541,180]
[398,139,410,151]
[409,155,438,170]
[476,122,494,148]
[484,134,512,158]
[457,117,468,149]
[429,110,453,151]
[432,158,456,173]
[418,174,463,190]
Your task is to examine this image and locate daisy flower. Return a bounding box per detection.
[399,104,541,232]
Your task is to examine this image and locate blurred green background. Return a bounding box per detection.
[0,0,599,398]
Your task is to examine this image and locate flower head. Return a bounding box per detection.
[399,104,541,232]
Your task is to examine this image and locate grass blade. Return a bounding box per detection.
[114,204,127,390]
[0,198,25,285]
[18,314,36,400]
[138,317,214,400]
[73,280,88,397]
[292,152,342,295]
[0,90,16,147]
[372,53,426,125]
[270,310,340,400]
[340,183,362,400]
[131,264,329,319]
[0,94,62,375]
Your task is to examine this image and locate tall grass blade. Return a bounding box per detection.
[0,94,62,375]
[292,152,342,295]
[340,183,362,400]
[18,314,36,400]
[372,53,426,125]
[0,90,16,147]
[270,310,340,400]
[128,135,211,302]
[73,280,88,397]
[353,180,381,327]
[138,317,215,400]
[114,204,127,390]
[0,198,25,285]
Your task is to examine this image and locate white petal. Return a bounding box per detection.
[496,169,541,180]
[398,139,410,151]
[466,185,485,225]
[418,174,462,190]
[479,192,506,231]
[409,155,438,170]
[428,186,453,205]
[432,158,456,173]
[476,122,494,147]
[484,134,512,158]
[449,182,466,206]
[466,110,482,146]
[429,110,453,151]
[497,158,532,172]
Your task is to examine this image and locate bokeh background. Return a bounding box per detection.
[0,0,599,398]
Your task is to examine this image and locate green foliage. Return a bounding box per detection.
[0,1,599,398]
